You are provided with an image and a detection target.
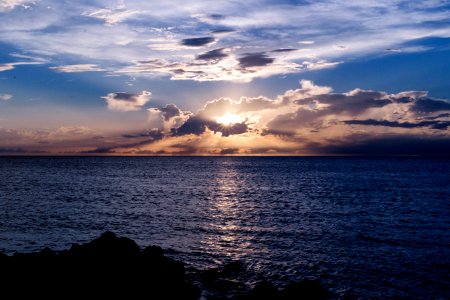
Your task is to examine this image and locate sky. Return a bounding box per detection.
[0,0,450,155]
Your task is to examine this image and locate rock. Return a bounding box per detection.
[0,231,200,300]
[143,245,164,260]
[250,281,278,299]
[67,230,141,258]
[200,268,221,282]
[280,279,331,300]
[209,278,246,292]
[38,247,56,257]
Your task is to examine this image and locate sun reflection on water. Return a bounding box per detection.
[200,159,255,261]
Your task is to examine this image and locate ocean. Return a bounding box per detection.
[0,157,449,298]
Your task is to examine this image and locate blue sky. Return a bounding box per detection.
[0,0,449,155]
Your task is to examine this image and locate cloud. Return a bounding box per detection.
[238,53,274,68]
[117,52,302,82]
[306,135,450,156]
[122,128,164,140]
[1,78,449,155]
[82,5,139,25]
[0,147,28,154]
[171,116,249,137]
[0,94,12,101]
[196,48,229,61]
[102,91,151,112]
[49,64,105,72]
[211,29,236,34]
[271,48,298,53]
[116,80,450,155]
[181,37,215,47]
[0,61,44,72]
[0,126,102,154]
[411,98,450,114]
[149,103,184,121]
[0,0,32,11]
[343,119,450,130]
[0,0,450,83]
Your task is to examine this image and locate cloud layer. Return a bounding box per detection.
[0,0,449,81]
[1,80,449,155]
[85,80,449,156]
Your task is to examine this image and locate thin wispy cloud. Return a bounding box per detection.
[0,93,12,101]
[50,64,105,73]
[0,0,33,11]
[0,61,44,72]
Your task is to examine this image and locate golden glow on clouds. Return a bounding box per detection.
[1,81,449,155]
[216,113,242,126]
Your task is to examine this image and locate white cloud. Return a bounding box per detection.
[0,0,34,11]
[82,4,139,25]
[0,61,44,72]
[49,64,105,72]
[102,90,151,112]
[0,93,12,101]
[117,53,304,82]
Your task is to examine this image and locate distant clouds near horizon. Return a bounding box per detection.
[0,0,449,155]
[1,80,449,156]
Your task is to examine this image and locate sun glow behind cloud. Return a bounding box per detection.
[216,113,242,126]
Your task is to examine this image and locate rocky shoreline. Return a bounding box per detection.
[0,231,331,299]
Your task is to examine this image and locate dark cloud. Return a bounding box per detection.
[81,138,158,154]
[171,116,209,136]
[209,14,225,20]
[271,48,297,52]
[210,122,248,137]
[122,129,165,139]
[0,147,28,154]
[307,135,450,156]
[211,29,236,34]
[238,53,274,68]
[344,119,450,130]
[148,104,184,121]
[220,148,239,155]
[81,147,114,154]
[411,98,450,114]
[0,147,48,154]
[171,116,248,137]
[423,113,450,120]
[265,89,396,135]
[393,96,414,103]
[297,90,392,114]
[109,93,135,101]
[196,48,228,61]
[181,37,215,47]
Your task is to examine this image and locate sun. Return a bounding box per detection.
[216,113,242,126]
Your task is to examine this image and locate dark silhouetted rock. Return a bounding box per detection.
[280,279,331,300]
[201,268,221,283]
[38,247,56,257]
[0,231,200,300]
[250,281,278,299]
[143,245,164,260]
[67,230,140,258]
